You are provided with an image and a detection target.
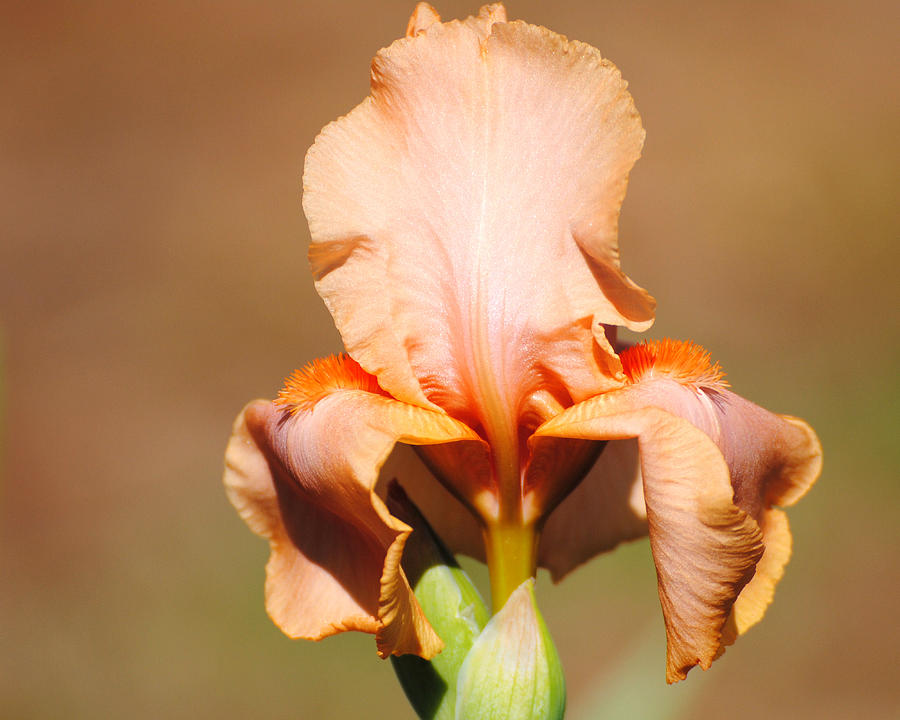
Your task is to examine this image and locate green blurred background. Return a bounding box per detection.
[2,1,897,718]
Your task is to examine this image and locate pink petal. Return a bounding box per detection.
[303,6,654,454]
[223,369,486,658]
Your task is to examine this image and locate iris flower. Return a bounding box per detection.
[224,2,821,683]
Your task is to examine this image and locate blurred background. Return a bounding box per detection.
[2,1,897,718]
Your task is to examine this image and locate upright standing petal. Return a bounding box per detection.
[303,6,655,457]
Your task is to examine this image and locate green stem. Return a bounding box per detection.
[484,522,538,613]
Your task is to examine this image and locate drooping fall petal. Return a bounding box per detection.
[537,399,763,682]
[534,340,822,681]
[223,355,487,658]
[303,5,655,453]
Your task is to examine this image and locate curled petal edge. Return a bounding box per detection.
[535,392,765,682]
[224,390,485,659]
[536,342,821,678]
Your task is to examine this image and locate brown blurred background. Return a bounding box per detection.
[2,1,897,718]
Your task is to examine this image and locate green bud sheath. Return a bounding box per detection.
[387,482,490,720]
[455,579,566,720]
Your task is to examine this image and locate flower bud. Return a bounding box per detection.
[455,579,566,720]
[388,482,490,720]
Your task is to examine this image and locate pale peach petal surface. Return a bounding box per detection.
[303,6,655,449]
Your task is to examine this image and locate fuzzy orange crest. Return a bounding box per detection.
[275,354,386,414]
[620,339,728,391]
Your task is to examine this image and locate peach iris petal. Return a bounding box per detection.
[405,1,442,36]
[534,344,822,682]
[302,5,655,454]
[721,507,792,644]
[607,377,821,520]
[536,397,763,682]
[223,385,486,658]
